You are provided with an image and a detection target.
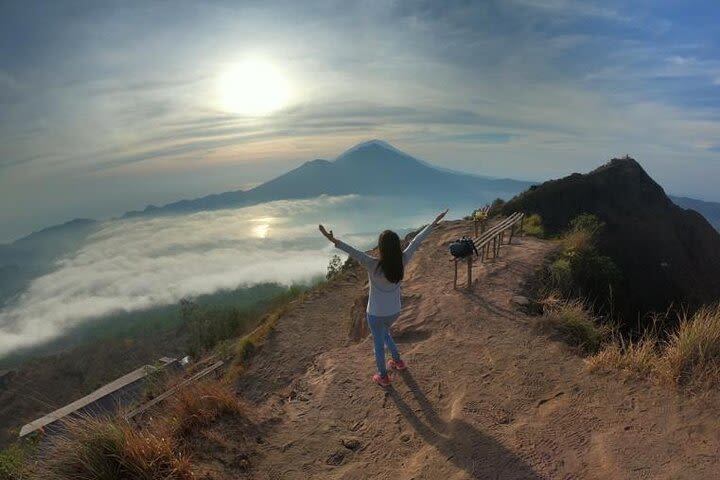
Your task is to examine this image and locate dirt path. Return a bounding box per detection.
[234,220,720,479]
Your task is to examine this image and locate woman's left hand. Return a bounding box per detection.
[318,224,336,244]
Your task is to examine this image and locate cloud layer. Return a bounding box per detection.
[0,196,344,354]
[0,195,453,357]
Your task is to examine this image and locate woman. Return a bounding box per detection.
[319,209,448,386]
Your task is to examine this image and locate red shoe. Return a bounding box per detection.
[388,359,407,370]
[372,373,391,387]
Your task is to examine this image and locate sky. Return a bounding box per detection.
[2,0,720,242]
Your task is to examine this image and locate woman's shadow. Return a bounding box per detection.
[387,370,542,479]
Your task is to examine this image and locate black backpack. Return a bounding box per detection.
[449,236,478,258]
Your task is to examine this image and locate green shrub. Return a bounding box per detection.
[569,251,622,300]
[570,213,605,237]
[326,254,343,280]
[544,213,621,305]
[236,336,256,361]
[0,444,26,480]
[547,257,572,291]
[522,214,544,237]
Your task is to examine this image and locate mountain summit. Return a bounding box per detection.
[503,156,720,322]
[334,139,424,169]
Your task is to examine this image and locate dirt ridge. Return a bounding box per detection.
[228,219,720,479]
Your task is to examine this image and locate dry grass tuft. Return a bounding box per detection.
[162,380,247,437]
[540,298,607,354]
[31,378,253,478]
[588,336,658,376]
[562,228,593,254]
[589,304,720,389]
[659,305,720,387]
[34,415,192,480]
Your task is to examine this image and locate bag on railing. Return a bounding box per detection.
[449,237,478,258]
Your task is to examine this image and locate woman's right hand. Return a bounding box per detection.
[433,209,449,224]
[318,224,336,244]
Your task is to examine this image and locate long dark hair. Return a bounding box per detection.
[376,230,404,283]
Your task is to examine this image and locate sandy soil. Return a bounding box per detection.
[229,219,720,479]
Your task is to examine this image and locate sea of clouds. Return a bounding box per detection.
[0,194,446,357]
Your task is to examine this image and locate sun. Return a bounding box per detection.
[218,60,289,115]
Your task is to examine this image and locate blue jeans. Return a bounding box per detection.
[367,313,401,376]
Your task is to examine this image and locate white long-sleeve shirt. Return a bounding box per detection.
[335,223,434,316]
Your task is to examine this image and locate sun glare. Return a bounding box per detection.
[250,217,275,238]
[218,60,289,115]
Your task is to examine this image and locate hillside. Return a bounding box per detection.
[204,220,719,479]
[0,219,99,306]
[5,218,720,478]
[501,157,720,325]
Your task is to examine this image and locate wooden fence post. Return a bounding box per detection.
[453,261,458,289]
[467,256,473,289]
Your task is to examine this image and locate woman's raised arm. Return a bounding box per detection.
[319,224,376,268]
[403,209,448,261]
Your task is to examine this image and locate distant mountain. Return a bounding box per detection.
[670,196,720,231]
[3,141,720,312]
[502,157,720,327]
[124,140,532,217]
[0,219,98,305]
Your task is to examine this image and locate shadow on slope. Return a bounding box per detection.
[389,370,542,479]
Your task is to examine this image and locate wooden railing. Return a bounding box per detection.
[452,212,525,289]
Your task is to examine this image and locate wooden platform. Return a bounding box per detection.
[19,357,178,438]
